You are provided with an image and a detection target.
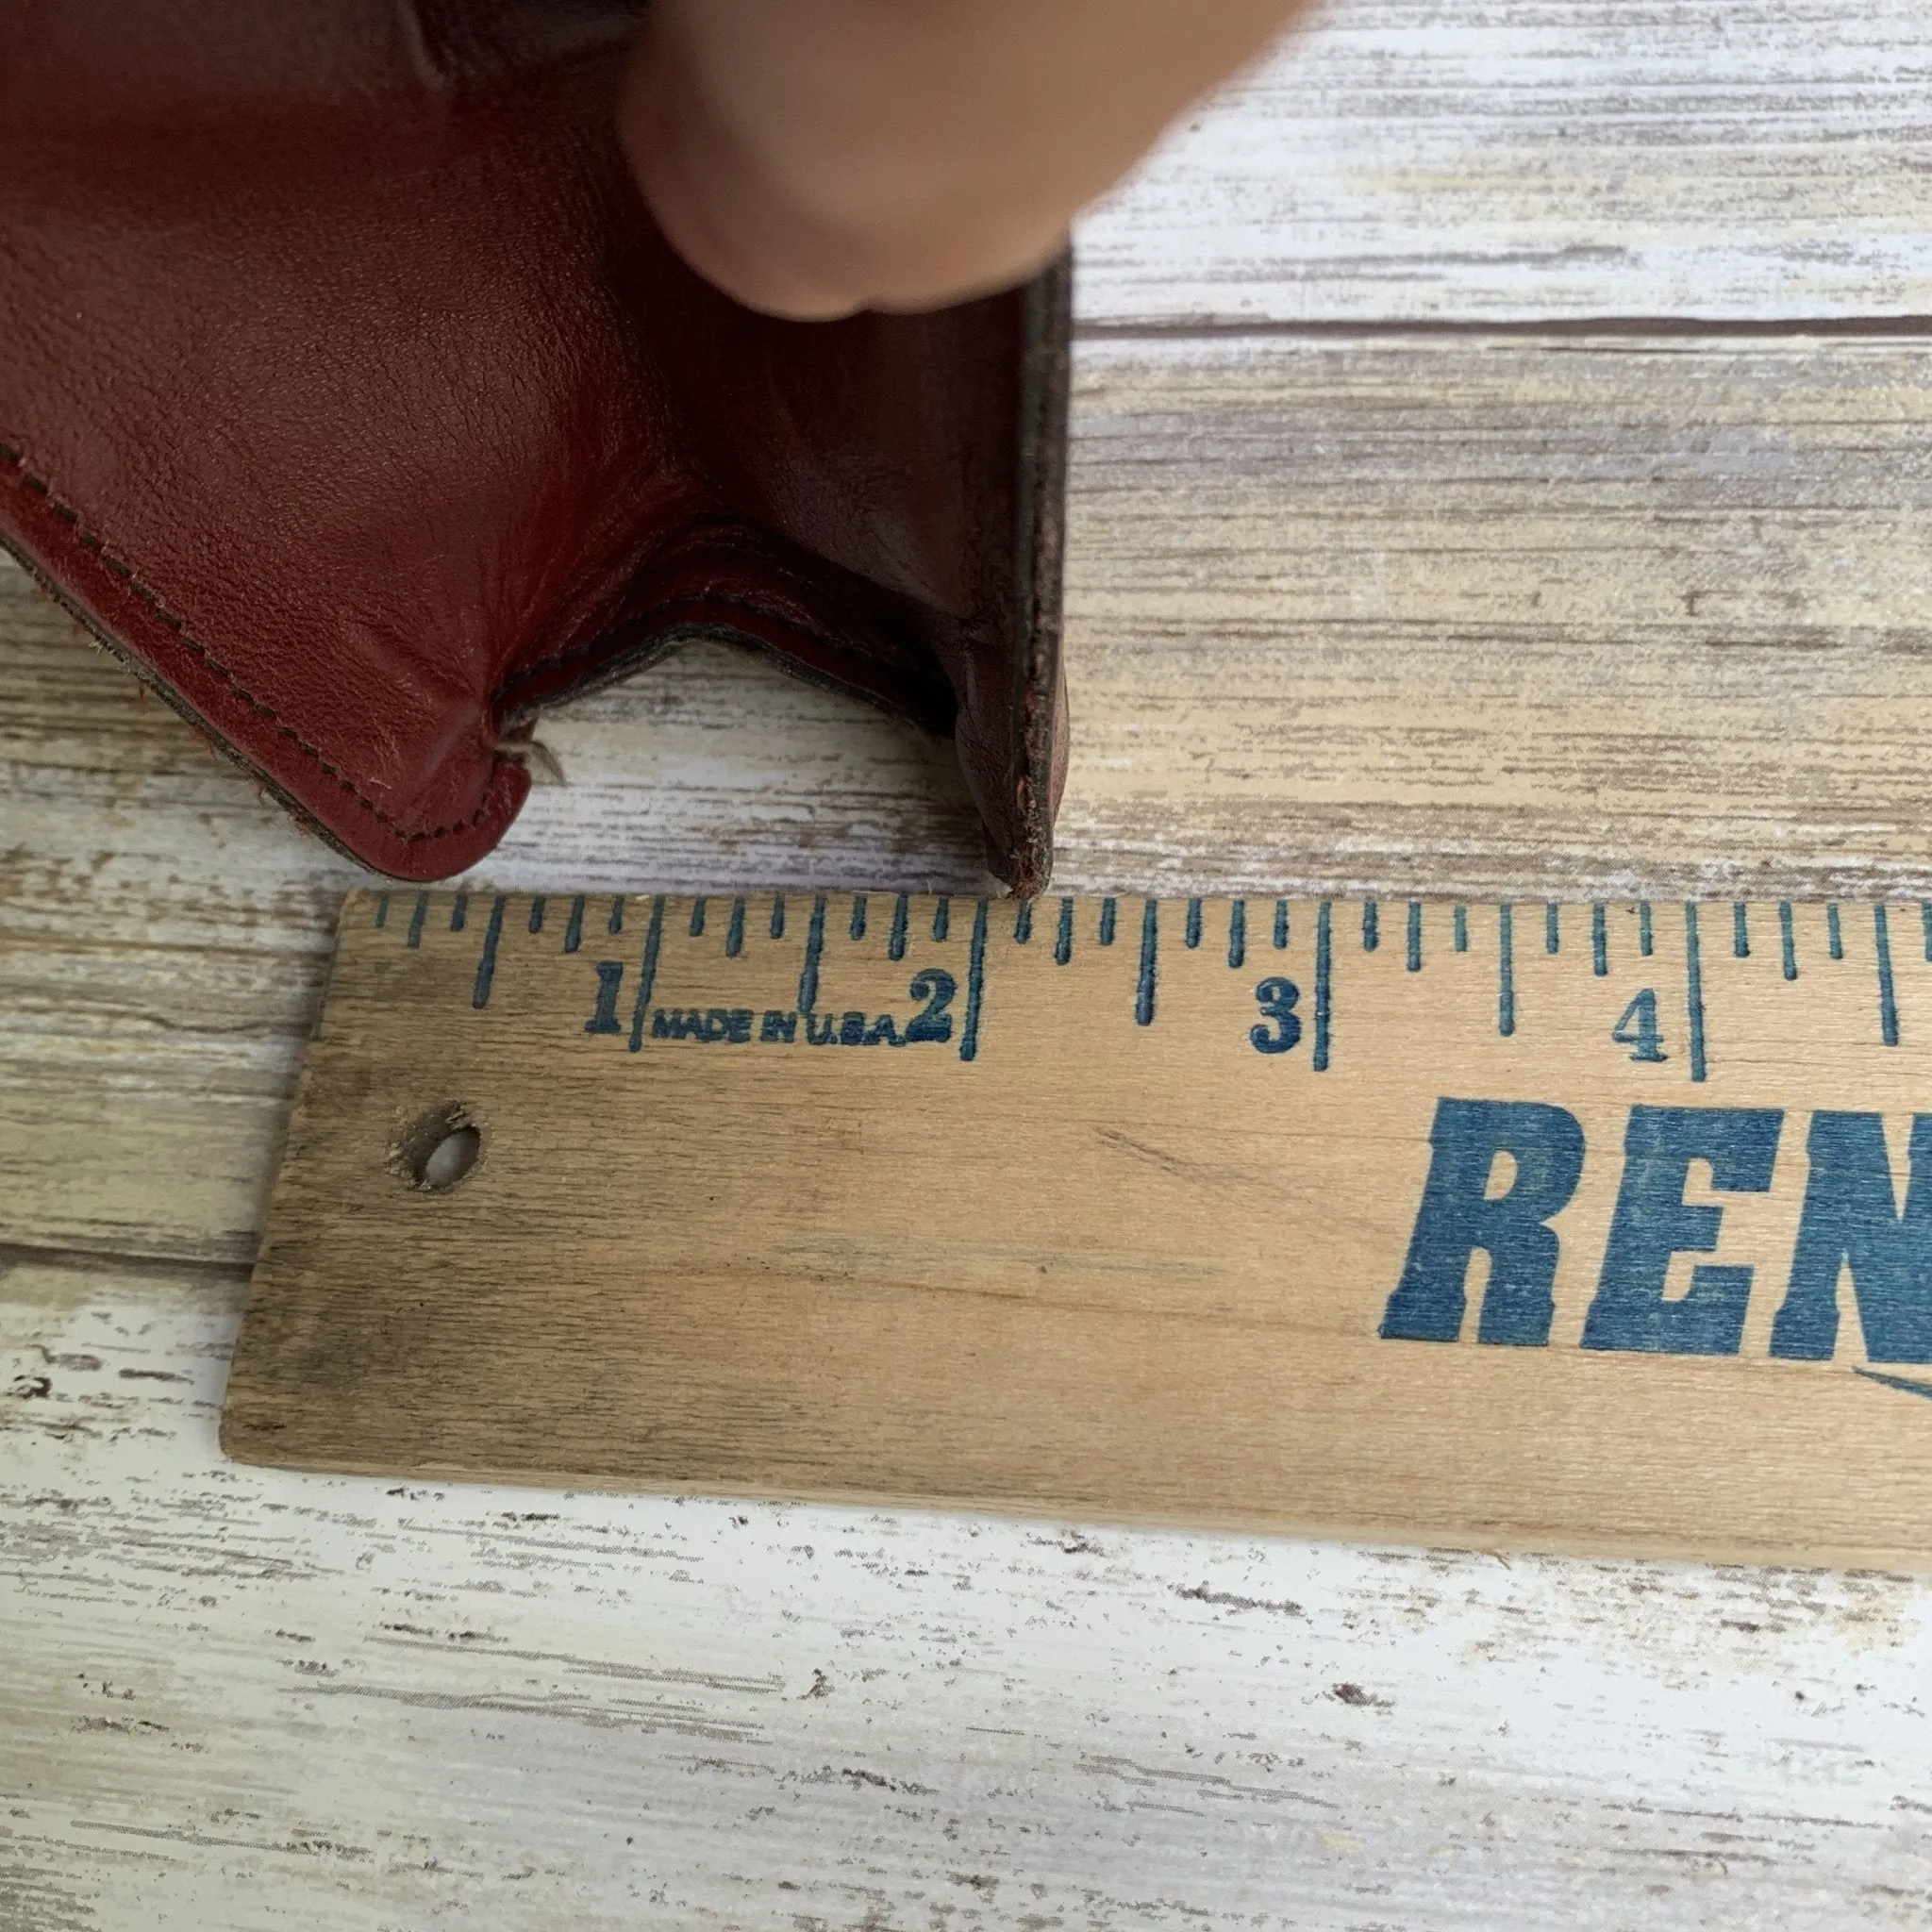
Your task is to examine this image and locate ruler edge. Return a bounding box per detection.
[212,1427,1927,1575]
[221,885,1932,1574]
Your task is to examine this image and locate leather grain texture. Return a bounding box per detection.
[0,0,1068,889]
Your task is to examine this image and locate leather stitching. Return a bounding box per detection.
[0,435,505,845]
[0,434,932,850]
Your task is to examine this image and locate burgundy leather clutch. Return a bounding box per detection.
[0,2,1070,891]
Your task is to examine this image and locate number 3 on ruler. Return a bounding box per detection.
[1250,976,1304,1055]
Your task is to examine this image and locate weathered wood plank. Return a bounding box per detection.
[1065,334,1932,894]
[8,22,1932,1918]
[7,334,1932,1269]
[5,1265,1930,1928]
[1079,0,1932,325]
[225,887,1932,1569]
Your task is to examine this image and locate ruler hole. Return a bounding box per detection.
[394,1106,482,1192]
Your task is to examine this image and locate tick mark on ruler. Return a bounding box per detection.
[1136,899,1158,1026]
[562,895,584,954]
[1498,905,1516,1038]
[770,894,787,941]
[1014,900,1033,944]
[1685,901,1708,1083]
[451,893,468,934]
[1227,900,1246,970]
[1734,902,1750,958]
[1545,904,1559,956]
[407,893,427,949]
[725,898,745,957]
[933,896,951,942]
[888,893,908,959]
[689,897,707,938]
[374,892,389,929]
[527,896,546,935]
[472,895,507,1008]
[1453,905,1468,954]
[1363,901,1379,953]
[1274,900,1290,951]
[1591,904,1607,977]
[960,899,989,1062]
[849,895,867,942]
[608,896,624,936]
[1185,898,1203,949]
[1875,904,1900,1047]
[1639,902,1654,957]
[625,896,666,1052]
[799,895,827,1012]
[1407,901,1423,973]
[1099,898,1117,947]
[1055,898,1074,965]
[1314,900,1332,1072]
[1780,901,1797,980]
[1828,904,1843,959]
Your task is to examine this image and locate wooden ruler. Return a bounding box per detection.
[225,888,1932,1568]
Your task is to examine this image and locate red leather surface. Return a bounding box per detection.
[0,0,1066,888]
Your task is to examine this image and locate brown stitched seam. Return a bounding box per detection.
[0,435,502,845]
[2,437,924,839]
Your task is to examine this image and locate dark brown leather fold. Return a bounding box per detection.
[0,0,1069,890]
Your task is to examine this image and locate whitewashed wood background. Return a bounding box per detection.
[6,5,1932,1925]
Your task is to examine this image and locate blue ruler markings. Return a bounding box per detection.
[1498,905,1516,1038]
[1684,902,1708,1084]
[1136,899,1159,1027]
[396,892,1899,1077]
[1313,900,1333,1072]
[1876,904,1900,1047]
[472,895,507,1008]
[799,894,827,1012]
[625,896,667,1052]
[959,899,990,1062]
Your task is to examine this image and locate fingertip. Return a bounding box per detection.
[618,30,871,321]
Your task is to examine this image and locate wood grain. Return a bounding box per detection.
[9,33,1932,1912]
[10,1262,1930,1929]
[225,890,1932,1570]
[8,332,1932,1271]
[1065,334,1932,895]
[1081,0,1932,325]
